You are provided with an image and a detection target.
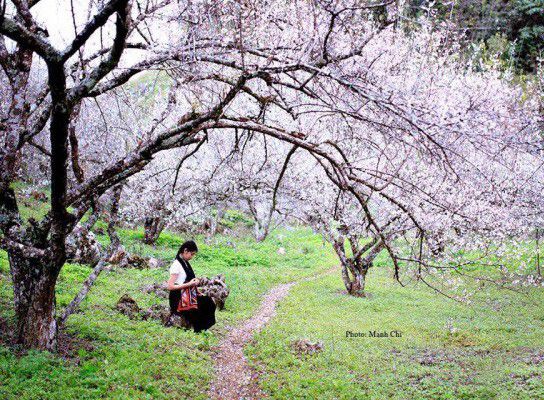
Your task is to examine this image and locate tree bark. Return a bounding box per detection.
[107,184,123,251]
[61,187,124,324]
[10,253,59,351]
[209,207,225,237]
[0,0,132,352]
[83,200,102,231]
[143,216,165,245]
[254,223,270,242]
[343,265,368,297]
[68,104,85,183]
[331,234,383,297]
[59,258,108,325]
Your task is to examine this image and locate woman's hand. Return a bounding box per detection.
[189,278,200,287]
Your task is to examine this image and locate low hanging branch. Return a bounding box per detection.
[58,257,109,325]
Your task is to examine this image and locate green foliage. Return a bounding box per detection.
[126,71,174,110]
[511,0,544,72]
[219,209,255,229]
[0,251,9,274]
[405,0,544,73]
[2,185,543,398]
[12,183,50,223]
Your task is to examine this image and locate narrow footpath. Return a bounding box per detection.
[208,266,337,400]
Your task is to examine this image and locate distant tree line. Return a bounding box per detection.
[406,0,544,72]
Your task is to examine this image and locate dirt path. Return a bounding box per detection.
[208,266,337,400]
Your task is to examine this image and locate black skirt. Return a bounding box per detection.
[169,289,216,332]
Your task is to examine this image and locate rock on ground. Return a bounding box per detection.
[65,225,103,264]
[115,294,192,328]
[292,339,324,355]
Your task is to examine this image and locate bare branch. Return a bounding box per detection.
[60,0,130,63]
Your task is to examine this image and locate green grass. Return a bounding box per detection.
[0,222,336,399]
[246,264,544,399]
[90,224,337,325]
[10,181,51,222]
[1,184,543,399]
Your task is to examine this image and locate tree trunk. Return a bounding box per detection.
[341,238,386,297]
[10,253,59,351]
[209,207,225,237]
[246,199,270,242]
[59,258,108,325]
[254,222,270,242]
[340,262,368,297]
[143,217,165,245]
[83,200,102,231]
[107,185,123,251]
[347,270,366,296]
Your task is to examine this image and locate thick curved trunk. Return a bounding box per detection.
[341,263,368,297]
[10,253,59,351]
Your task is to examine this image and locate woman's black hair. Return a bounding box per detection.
[177,240,198,256]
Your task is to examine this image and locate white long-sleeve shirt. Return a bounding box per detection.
[169,259,187,285]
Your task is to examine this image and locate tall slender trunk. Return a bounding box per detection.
[107,184,123,251]
[61,188,123,324]
[83,201,101,231]
[1,52,32,187]
[59,258,108,326]
[212,207,225,236]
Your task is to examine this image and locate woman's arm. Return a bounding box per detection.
[167,274,199,290]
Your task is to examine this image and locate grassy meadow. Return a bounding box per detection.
[247,254,544,399]
[0,185,543,399]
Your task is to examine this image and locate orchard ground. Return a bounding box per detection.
[0,186,543,399]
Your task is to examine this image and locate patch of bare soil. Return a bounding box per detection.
[208,266,337,400]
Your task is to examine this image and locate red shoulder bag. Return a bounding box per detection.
[177,286,198,312]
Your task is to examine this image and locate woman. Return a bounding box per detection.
[167,240,216,332]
